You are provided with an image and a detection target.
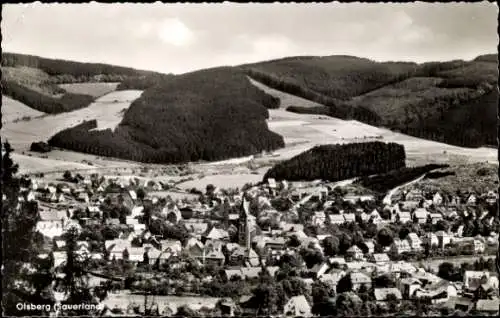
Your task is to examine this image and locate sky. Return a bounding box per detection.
[2,1,498,74]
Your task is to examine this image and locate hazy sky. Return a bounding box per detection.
[2,1,498,74]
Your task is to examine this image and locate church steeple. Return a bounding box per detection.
[239,194,251,255]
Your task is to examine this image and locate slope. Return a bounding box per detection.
[243,54,498,148]
[1,52,158,114]
[48,67,284,164]
[1,96,45,125]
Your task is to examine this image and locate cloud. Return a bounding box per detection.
[157,18,195,47]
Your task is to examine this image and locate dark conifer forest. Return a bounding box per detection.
[263,142,406,182]
[354,164,450,193]
[49,67,284,163]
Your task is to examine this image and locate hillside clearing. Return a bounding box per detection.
[2,90,143,151]
[1,96,45,124]
[251,79,497,166]
[58,82,120,97]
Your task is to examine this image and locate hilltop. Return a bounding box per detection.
[243,54,498,148]
[1,52,157,113]
[48,67,284,163]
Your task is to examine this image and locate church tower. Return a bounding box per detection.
[238,196,251,253]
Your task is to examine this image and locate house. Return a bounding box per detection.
[413,208,429,224]
[319,271,346,291]
[407,233,423,251]
[328,257,347,269]
[364,240,375,254]
[159,240,182,254]
[374,288,403,303]
[230,247,259,267]
[391,239,411,255]
[346,245,364,261]
[405,190,424,201]
[351,271,372,291]
[413,280,458,304]
[430,213,443,224]
[400,201,420,211]
[312,212,326,227]
[475,298,500,315]
[184,238,204,259]
[436,231,452,249]
[280,223,304,233]
[463,271,492,290]
[343,213,356,223]
[163,203,182,224]
[433,192,443,206]
[369,209,382,223]
[311,262,330,278]
[203,249,225,266]
[446,296,473,312]
[265,237,286,252]
[399,278,423,299]
[423,233,439,248]
[466,194,477,205]
[396,212,412,224]
[283,295,312,317]
[369,253,390,265]
[36,210,68,238]
[205,227,230,241]
[328,214,345,225]
[388,261,417,278]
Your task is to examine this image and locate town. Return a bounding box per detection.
[7,160,499,317]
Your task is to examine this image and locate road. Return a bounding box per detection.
[382,174,427,205]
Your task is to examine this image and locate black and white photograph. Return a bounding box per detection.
[1,1,499,317]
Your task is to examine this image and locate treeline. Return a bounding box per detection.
[49,68,285,163]
[395,87,498,148]
[2,79,95,113]
[116,73,175,90]
[245,56,419,100]
[263,142,406,182]
[2,52,155,79]
[245,68,380,124]
[354,164,449,193]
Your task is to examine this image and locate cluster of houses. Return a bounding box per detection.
[9,171,499,316]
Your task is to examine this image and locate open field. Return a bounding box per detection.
[1,96,45,124]
[249,78,497,167]
[11,152,95,175]
[58,82,120,97]
[247,76,323,108]
[1,90,143,151]
[178,174,263,191]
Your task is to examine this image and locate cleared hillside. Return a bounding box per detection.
[1,96,45,125]
[1,52,157,114]
[48,67,284,164]
[243,55,498,148]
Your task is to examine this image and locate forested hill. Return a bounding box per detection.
[2,52,156,82]
[49,67,284,163]
[1,52,159,113]
[243,54,498,148]
[263,142,406,182]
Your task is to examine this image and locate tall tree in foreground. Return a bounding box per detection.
[59,226,99,316]
[2,142,55,316]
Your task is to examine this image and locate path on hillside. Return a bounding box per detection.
[382,174,427,205]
